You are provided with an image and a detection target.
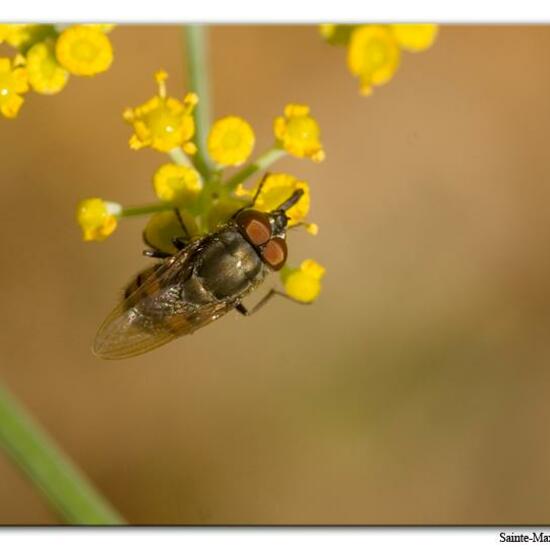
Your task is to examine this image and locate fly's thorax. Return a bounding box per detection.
[193,228,265,300]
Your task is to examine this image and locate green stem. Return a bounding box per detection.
[184,25,214,179]
[0,383,124,525]
[224,147,286,191]
[120,202,174,217]
[168,147,193,167]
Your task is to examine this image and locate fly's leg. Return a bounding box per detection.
[231,172,271,219]
[172,208,192,250]
[235,288,310,317]
[250,172,270,207]
[142,230,173,259]
[142,208,191,256]
[143,249,172,259]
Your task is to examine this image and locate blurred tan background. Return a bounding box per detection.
[1,25,550,524]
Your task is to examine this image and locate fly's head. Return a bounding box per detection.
[235,188,304,272]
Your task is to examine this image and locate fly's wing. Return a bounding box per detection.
[93,243,234,360]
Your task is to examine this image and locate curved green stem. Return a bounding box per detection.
[184,25,214,179]
[224,147,286,191]
[120,202,174,218]
[0,384,124,525]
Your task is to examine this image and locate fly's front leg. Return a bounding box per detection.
[142,230,174,259]
[231,172,271,220]
[143,249,172,259]
[235,288,310,317]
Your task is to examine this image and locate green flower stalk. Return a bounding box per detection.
[0,384,124,525]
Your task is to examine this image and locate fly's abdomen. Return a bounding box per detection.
[195,229,265,300]
[123,263,163,307]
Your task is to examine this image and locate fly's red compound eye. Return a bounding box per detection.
[236,210,272,246]
[261,237,287,271]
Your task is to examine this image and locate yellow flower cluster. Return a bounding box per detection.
[321,24,438,96]
[0,24,114,118]
[78,69,326,303]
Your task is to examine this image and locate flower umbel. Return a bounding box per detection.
[0,24,115,117]
[56,25,113,76]
[153,163,202,203]
[0,57,29,118]
[274,104,325,162]
[282,259,326,303]
[123,71,198,154]
[347,25,401,96]
[207,116,255,166]
[76,198,120,242]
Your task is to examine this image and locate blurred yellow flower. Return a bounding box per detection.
[26,41,69,95]
[56,25,113,76]
[236,173,310,226]
[207,116,255,166]
[274,104,325,162]
[0,57,29,118]
[347,25,401,96]
[76,198,120,241]
[390,24,438,52]
[144,210,199,255]
[153,163,202,203]
[282,259,326,303]
[123,71,198,154]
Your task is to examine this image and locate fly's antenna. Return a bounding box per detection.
[276,188,304,212]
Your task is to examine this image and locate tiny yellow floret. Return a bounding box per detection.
[153,163,202,203]
[123,71,198,153]
[207,116,255,166]
[0,57,29,118]
[347,25,401,96]
[274,103,325,162]
[26,41,69,95]
[236,173,311,226]
[282,259,326,303]
[390,24,438,52]
[76,198,119,241]
[56,25,113,76]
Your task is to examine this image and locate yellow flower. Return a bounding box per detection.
[347,25,401,96]
[0,57,29,119]
[390,24,438,52]
[123,71,198,154]
[274,104,325,162]
[282,259,326,303]
[56,25,113,76]
[153,163,202,203]
[207,116,255,166]
[76,198,120,241]
[26,41,69,95]
[236,173,310,226]
[144,210,199,255]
